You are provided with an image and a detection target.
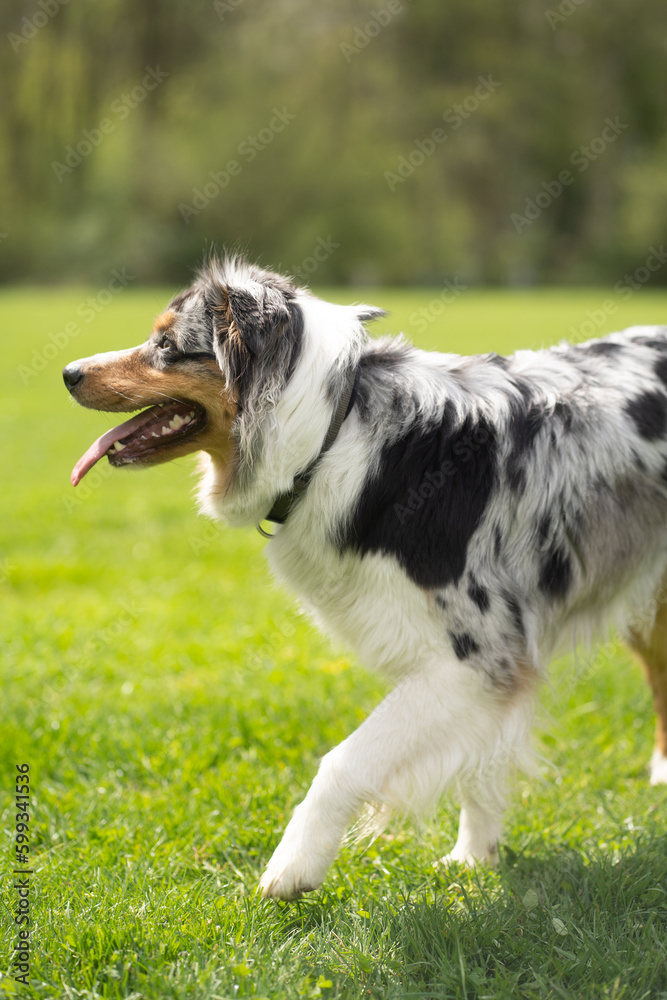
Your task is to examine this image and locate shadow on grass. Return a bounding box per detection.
[389,836,667,999]
[268,836,667,1000]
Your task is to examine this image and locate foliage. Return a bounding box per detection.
[2,0,667,285]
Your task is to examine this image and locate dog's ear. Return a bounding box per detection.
[206,279,290,361]
[226,285,290,355]
[355,305,387,324]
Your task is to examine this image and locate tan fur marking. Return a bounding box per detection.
[499,657,538,702]
[627,593,667,755]
[213,299,243,349]
[74,348,238,476]
[153,310,176,335]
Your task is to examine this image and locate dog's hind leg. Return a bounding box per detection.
[259,660,533,899]
[627,591,667,785]
[438,698,532,868]
[440,779,507,868]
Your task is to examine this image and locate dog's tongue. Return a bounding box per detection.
[70,407,159,486]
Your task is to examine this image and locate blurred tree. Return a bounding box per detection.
[1,0,666,285]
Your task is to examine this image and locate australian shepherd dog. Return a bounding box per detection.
[64,256,667,899]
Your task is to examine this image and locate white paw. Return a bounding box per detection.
[259,840,329,900]
[650,748,667,786]
[259,804,340,900]
[436,840,499,869]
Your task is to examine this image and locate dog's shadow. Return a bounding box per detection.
[269,836,667,995]
[394,838,666,988]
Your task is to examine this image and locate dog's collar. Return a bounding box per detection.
[257,366,360,537]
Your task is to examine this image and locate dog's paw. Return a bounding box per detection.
[259,845,326,900]
[650,748,667,785]
[259,798,344,900]
[436,841,499,869]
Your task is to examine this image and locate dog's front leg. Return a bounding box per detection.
[259,663,521,899]
[259,741,362,900]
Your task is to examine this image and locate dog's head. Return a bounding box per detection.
[64,257,304,487]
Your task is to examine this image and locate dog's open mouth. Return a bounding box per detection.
[71,401,206,486]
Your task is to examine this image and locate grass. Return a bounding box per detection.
[1,284,667,999]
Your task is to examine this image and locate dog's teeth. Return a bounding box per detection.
[152,432,160,438]
[169,415,185,431]
[111,441,126,452]
[161,426,170,435]
[188,411,194,418]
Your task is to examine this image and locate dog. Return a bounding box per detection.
[63,255,667,900]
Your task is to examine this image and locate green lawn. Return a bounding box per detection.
[1,285,666,999]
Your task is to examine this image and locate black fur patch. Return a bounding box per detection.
[171,342,216,362]
[506,401,545,492]
[504,593,525,637]
[539,547,572,599]
[467,578,490,612]
[508,466,526,494]
[584,340,623,357]
[355,346,413,422]
[655,356,667,391]
[448,631,480,660]
[634,335,667,352]
[625,390,667,441]
[494,525,503,558]
[511,378,534,406]
[538,513,551,545]
[554,401,573,431]
[342,407,497,589]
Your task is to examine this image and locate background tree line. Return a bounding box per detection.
[2,0,666,286]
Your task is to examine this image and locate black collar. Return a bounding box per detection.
[258,366,360,536]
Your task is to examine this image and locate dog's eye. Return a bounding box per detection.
[158,336,175,352]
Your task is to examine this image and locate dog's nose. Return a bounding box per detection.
[62,363,84,390]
